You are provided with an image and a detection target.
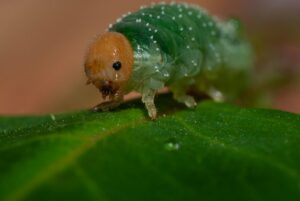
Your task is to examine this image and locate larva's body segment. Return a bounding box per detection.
[85,2,253,119]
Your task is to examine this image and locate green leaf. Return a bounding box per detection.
[0,95,300,201]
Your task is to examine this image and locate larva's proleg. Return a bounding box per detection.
[84,2,253,119]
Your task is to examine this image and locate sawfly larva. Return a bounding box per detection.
[84,2,253,119]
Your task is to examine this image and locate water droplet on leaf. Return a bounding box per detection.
[164,139,180,151]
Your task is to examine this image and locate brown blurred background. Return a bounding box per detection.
[0,0,299,115]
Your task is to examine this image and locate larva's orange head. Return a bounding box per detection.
[84,32,133,99]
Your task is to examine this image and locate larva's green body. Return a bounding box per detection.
[110,2,253,101]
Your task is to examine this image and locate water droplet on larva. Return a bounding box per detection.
[115,73,119,80]
[164,141,180,151]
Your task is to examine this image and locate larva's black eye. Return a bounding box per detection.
[112,61,122,71]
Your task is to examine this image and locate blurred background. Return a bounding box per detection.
[0,0,299,115]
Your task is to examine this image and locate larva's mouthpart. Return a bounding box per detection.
[84,32,134,99]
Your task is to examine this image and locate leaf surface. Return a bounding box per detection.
[0,95,299,201]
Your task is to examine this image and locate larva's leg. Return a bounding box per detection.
[173,92,197,108]
[141,89,157,120]
[93,91,124,111]
[208,87,225,102]
[170,83,197,108]
[93,99,123,111]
